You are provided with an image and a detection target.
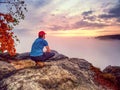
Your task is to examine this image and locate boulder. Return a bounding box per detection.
[103,65,120,75]
[0,52,18,61]
[15,52,30,60]
[103,65,120,88]
[0,51,119,90]
[11,50,68,60]
[46,50,68,61]
[0,61,16,80]
[0,58,105,90]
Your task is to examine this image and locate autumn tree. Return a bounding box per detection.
[0,0,27,55]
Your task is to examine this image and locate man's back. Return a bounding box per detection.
[30,38,48,56]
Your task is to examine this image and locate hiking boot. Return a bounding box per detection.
[36,61,45,67]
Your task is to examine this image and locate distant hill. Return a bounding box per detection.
[95,34,120,40]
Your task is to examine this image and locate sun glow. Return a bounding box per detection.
[47,29,101,37]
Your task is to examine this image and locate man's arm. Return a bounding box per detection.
[45,46,51,52]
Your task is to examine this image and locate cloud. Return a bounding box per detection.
[14,28,31,36]
[28,0,51,8]
[45,15,71,30]
[73,20,108,30]
[117,18,120,22]
[99,0,120,22]
[99,14,114,18]
[109,0,120,17]
[49,25,64,30]
[84,16,97,21]
[14,0,120,34]
[48,16,109,31]
[82,10,93,16]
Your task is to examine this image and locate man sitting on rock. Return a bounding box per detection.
[30,31,55,67]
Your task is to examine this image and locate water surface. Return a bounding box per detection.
[16,36,120,70]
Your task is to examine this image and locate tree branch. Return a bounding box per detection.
[0,1,14,4]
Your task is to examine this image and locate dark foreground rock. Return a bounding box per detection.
[0,61,15,80]
[0,50,120,90]
[0,50,68,61]
[103,65,120,88]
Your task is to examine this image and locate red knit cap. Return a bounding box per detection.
[38,31,46,37]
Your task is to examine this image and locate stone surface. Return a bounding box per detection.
[15,52,30,60]
[103,65,120,88]
[0,51,119,90]
[0,58,105,90]
[0,50,68,61]
[10,59,36,69]
[47,50,68,60]
[0,61,16,80]
[103,65,120,75]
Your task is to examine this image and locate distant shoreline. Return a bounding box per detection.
[95,34,120,40]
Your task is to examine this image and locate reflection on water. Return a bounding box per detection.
[16,36,120,70]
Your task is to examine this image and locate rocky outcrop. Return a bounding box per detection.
[103,65,120,76]
[0,61,15,80]
[0,58,105,90]
[0,50,68,61]
[103,65,120,88]
[10,59,36,69]
[0,50,119,90]
[47,50,68,60]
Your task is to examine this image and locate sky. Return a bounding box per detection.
[12,0,120,37]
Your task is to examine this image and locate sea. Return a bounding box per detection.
[16,35,120,70]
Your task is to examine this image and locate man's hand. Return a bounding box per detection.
[45,46,51,52]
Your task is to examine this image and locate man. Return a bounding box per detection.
[30,31,55,67]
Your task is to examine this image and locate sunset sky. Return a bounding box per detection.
[13,0,120,37]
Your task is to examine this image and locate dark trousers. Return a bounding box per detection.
[30,52,55,62]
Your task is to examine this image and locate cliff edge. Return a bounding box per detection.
[0,50,120,90]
